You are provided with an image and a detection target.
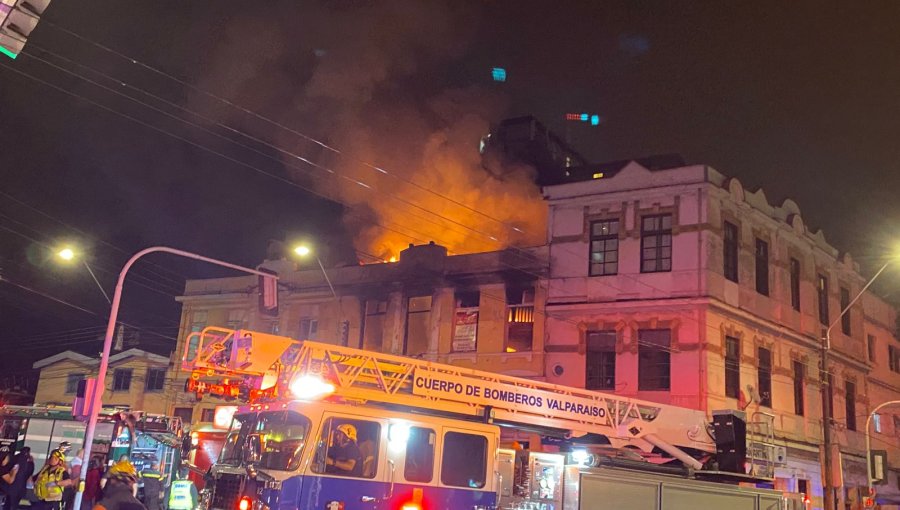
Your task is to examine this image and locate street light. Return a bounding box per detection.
[56,246,111,304]
[72,247,278,510]
[866,400,900,495]
[293,244,336,299]
[821,259,895,510]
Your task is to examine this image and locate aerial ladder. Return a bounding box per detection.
[183,327,716,470]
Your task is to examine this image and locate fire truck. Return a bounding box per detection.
[182,327,800,510]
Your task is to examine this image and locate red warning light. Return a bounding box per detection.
[237,497,251,510]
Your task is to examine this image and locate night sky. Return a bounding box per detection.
[2,1,900,378]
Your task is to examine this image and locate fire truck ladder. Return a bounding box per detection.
[183,328,714,469]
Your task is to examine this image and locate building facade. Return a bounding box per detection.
[32,348,172,415]
[165,161,900,509]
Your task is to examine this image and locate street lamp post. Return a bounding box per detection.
[292,244,336,299]
[821,260,894,510]
[72,247,278,510]
[866,400,900,495]
[57,247,111,304]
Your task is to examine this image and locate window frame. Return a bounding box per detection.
[403,426,436,483]
[754,238,769,296]
[724,337,740,399]
[640,214,673,273]
[723,221,739,283]
[817,274,830,326]
[792,360,805,416]
[440,431,488,489]
[505,286,535,353]
[311,417,381,479]
[65,373,84,395]
[757,347,772,408]
[839,286,851,335]
[200,408,216,423]
[589,219,620,276]
[112,368,133,392]
[867,335,876,363]
[845,380,857,431]
[637,329,671,391]
[586,331,616,390]
[144,368,166,392]
[789,258,801,312]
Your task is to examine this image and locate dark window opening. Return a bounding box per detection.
[112,369,132,392]
[817,274,829,326]
[755,238,769,295]
[793,360,805,416]
[640,214,672,273]
[757,347,772,407]
[173,407,193,424]
[790,258,801,312]
[586,331,616,390]
[725,336,740,399]
[589,219,619,276]
[840,287,851,335]
[363,300,387,352]
[845,381,857,431]
[145,368,166,392]
[638,329,671,391]
[299,318,318,339]
[868,335,876,363]
[200,409,215,423]
[405,295,432,356]
[723,222,739,283]
[441,432,487,488]
[65,374,84,395]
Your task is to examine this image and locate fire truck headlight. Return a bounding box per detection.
[389,423,411,450]
[289,375,335,400]
[571,449,589,465]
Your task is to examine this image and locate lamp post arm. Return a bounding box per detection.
[72,247,277,510]
[825,260,892,349]
[81,261,111,304]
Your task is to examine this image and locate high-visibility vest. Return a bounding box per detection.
[168,480,195,510]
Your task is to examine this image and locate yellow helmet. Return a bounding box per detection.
[336,424,357,442]
[50,450,66,463]
[108,460,137,482]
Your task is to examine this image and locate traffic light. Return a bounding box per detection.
[0,0,52,59]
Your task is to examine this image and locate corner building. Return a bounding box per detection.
[543,161,900,509]
[168,161,900,510]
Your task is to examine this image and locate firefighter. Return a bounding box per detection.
[137,464,162,510]
[325,424,363,477]
[166,472,196,510]
[93,461,144,510]
[32,450,74,510]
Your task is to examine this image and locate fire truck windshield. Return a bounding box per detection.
[219,411,311,471]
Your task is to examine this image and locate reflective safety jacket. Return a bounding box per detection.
[167,480,197,510]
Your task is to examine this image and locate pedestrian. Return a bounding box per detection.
[81,460,103,510]
[5,447,34,510]
[0,447,14,510]
[92,461,145,510]
[32,450,73,510]
[64,450,84,510]
[137,464,161,510]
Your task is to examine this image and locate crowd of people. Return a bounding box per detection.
[0,445,191,510]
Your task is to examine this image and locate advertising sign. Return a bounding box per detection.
[452,309,478,352]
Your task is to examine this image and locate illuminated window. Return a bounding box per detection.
[589,219,619,276]
[404,427,435,483]
[640,214,672,273]
[505,286,535,353]
[491,67,506,82]
[638,329,670,391]
[873,413,882,433]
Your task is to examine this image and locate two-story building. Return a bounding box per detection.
[32,348,172,415]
